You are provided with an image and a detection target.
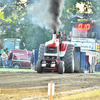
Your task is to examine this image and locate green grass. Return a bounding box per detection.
[95,71,100,73]
[0,67,100,73]
[0,67,34,71]
[61,89,100,100]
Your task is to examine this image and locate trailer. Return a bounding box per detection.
[71,18,100,73]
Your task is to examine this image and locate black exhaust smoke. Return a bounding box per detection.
[54,31,57,34]
[26,0,64,33]
[49,0,63,33]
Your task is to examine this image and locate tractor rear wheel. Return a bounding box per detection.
[58,61,65,74]
[37,60,42,73]
[62,44,75,73]
[36,44,44,71]
[38,44,45,60]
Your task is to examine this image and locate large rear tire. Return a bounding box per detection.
[58,61,65,74]
[38,44,45,60]
[37,60,42,73]
[36,44,44,72]
[62,44,75,73]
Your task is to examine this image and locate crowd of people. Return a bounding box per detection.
[1,50,13,68]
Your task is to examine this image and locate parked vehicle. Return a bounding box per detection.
[8,50,32,68]
[0,38,21,67]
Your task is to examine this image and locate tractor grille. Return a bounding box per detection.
[45,46,57,53]
[45,56,57,59]
[46,60,51,67]
[43,60,57,68]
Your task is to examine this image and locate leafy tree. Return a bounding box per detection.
[17,18,51,50]
[0,0,100,50]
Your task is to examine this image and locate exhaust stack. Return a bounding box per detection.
[52,31,56,42]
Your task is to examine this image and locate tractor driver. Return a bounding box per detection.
[67,31,72,41]
[56,33,59,39]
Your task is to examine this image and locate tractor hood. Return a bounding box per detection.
[45,39,59,47]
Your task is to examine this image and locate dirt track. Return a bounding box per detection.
[0,71,100,100]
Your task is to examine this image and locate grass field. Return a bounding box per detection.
[95,71,100,73]
[0,67,100,73]
[53,89,100,100]
[0,67,34,71]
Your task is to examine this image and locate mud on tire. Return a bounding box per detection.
[62,44,75,73]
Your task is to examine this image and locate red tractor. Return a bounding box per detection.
[36,31,77,74]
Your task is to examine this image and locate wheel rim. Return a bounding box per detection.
[14,65,19,68]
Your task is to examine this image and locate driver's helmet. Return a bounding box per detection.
[56,33,59,38]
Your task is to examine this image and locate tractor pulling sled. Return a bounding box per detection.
[36,19,99,74]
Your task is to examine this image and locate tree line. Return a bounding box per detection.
[0,0,100,50]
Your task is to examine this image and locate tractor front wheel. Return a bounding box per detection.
[37,60,42,73]
[58,61,65,74]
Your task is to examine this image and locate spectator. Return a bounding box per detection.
[30,49,34,70]
[1,52,8,68]
[5,48,8,54]
[8,50,13,68]
[24,48,27,51]
[93,32,96,39]
[67,31,72,41]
